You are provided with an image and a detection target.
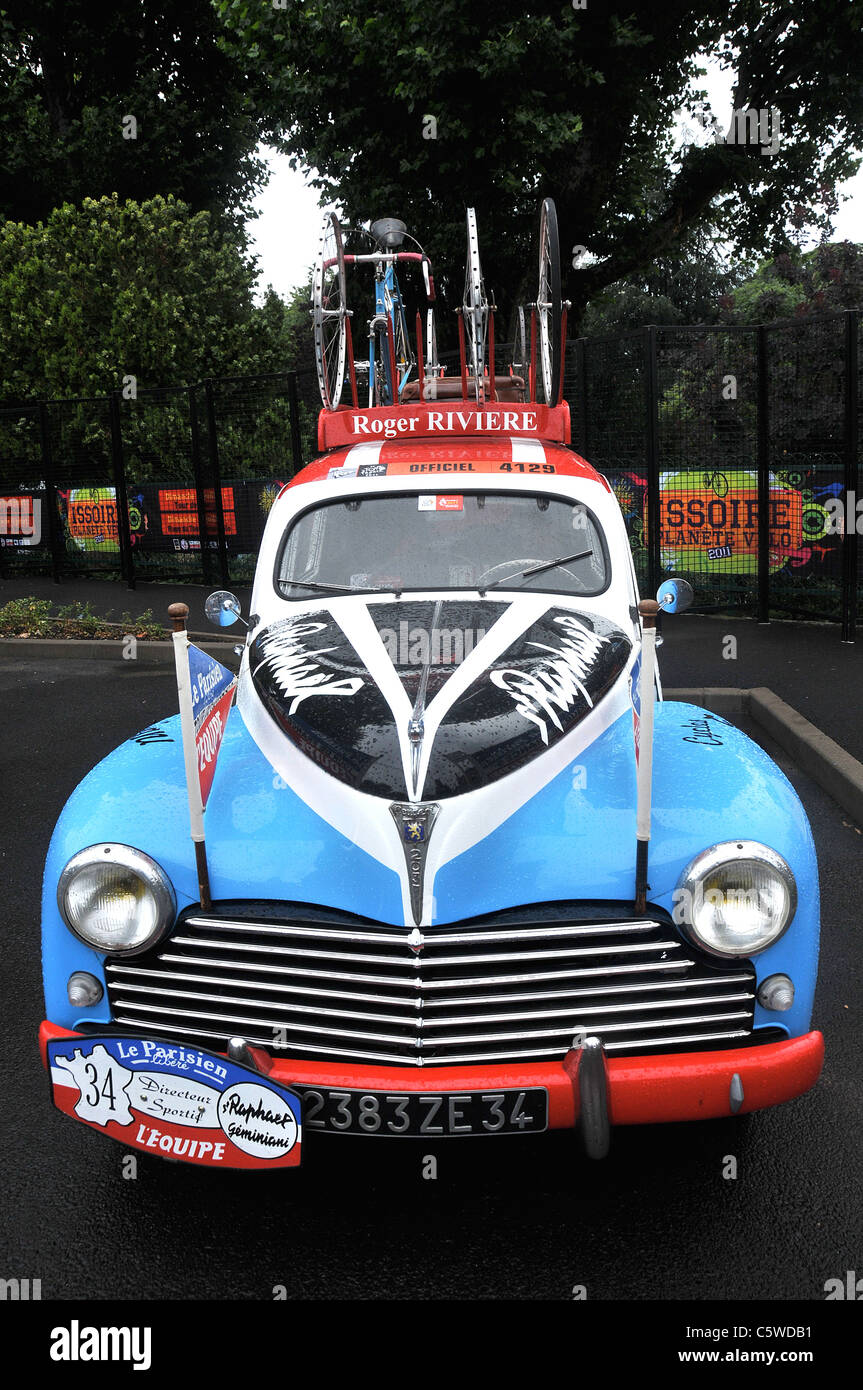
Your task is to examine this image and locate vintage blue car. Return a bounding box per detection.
[39,396,823,1163]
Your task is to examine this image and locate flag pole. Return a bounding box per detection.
[169,602,212,911]
[634,598,660,914]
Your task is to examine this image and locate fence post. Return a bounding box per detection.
[575,337,588,456]
[38,402,63,583]
[188,386,214,587]
[842,310,859,643]
[203,379,230,586]
[287,371,303,474]
[109,391,135,590]
[756,325,770,624]
[644,325,661,594]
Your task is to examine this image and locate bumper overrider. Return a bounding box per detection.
[40,1021,824,1161]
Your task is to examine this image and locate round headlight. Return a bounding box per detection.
[674,841,796,958]
[57,844,176,955]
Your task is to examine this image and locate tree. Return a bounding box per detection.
[581,231,750,335]
[215,0,863,330]
[720,242,863,323]
[0,194,296,401]
[0,0,276,226]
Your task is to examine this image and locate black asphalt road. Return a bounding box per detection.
[1,655,861,1301]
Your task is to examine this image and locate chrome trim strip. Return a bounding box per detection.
[152,944,694,987]
[109,999,419,1046]
[111,995,751,1048]
[183,915,665,946]
[111,1015,418,1066]
[111,980,418,1025]
[108,965,420,1009]
[422,975,750,1007]
[142,951,429,989]
[111,975,752,1030]
[109,959,743,1007]
[419,992,754,1028]
[169,934,683,968]
[111,1013,752,1066]
[436,1029,752,1063]
[419,1011,752,1046]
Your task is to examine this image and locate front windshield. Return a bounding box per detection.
[276,491,609,598]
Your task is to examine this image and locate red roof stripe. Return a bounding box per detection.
[286,439,603,489]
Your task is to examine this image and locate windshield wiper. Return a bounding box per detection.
[480,549,593,594]
[283,578,402,597]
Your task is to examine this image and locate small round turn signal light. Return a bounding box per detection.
[757,973,795,1011]
[67,971,104,1007]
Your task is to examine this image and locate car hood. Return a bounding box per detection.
[241,597,632,801]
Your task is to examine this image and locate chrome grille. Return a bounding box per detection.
[105,904,757,1066]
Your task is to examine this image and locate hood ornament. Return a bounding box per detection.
[390,802,440,926]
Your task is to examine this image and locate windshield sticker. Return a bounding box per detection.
[418,495,463,511]
[350,572,403,588]
[328,461,388,479]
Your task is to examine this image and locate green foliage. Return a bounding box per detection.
[0,194,310,401]
[0,595,165,638]
[215,0,863,330]
[0,596,53,634]
[0,0,274,225]
[581,226,753,334]
[720,243,863,324]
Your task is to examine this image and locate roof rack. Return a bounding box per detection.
[313,199,570,444]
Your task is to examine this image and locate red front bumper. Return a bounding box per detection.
[39,1022,824,1129]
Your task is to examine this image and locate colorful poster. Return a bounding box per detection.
[65,487,120,552]
[158,486,237,539]
[610,468,838,577]
[63,486,149,552]
[0,493,42,548]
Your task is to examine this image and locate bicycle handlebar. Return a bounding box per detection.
[342,251,427,265]
[327,250,436,302]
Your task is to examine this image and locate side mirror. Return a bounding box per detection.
[656,578,693,614]
[205,590,244,628]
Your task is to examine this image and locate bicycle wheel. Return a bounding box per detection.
[312,211,347,408]
[463,207,488,399]
[509,304,527,378]
[536,197,562,403]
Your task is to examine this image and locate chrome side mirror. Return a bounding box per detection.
[656,578,693,614]
[205,590,245,628]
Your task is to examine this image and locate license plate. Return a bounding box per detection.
[47,1035,303,1169]
[295,1086,547,1136]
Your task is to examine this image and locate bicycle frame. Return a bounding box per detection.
[344,250,425,406]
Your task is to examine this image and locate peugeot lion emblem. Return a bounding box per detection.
[390,802,440,927]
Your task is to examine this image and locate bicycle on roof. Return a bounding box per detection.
[312,214,435,409]
[311,198,568,412]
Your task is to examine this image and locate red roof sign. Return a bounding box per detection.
[318,401,571,451]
